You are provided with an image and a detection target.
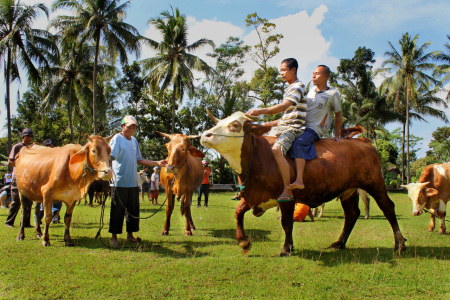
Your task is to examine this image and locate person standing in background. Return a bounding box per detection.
[197,160,211,207]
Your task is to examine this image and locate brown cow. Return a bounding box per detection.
[15,134,113,246]
[401,163,449,234]
[158,132,204,236]
[200,111,406,256]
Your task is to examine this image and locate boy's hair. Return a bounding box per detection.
[317,65,331,75]
[282,58,298,73]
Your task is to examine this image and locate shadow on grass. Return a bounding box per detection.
[289,246,450,265]
[67,236,238,258]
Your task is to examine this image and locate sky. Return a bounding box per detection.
[1,0,450,157]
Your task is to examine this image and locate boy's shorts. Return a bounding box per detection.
[268,126,305,156]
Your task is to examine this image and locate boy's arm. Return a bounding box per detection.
[333,111,343,142]
[247,100,293,117]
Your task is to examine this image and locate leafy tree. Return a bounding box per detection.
[331,47,403,148]
[429,126,450,161]
[375,33,441,183]
[245,13,284,108]
[51,0,141,135]
[245,13,283,72]
[41,41,99,142]
[140,7,214,133]
[0,0,56,152]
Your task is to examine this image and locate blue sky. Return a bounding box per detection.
[2,0,450,157]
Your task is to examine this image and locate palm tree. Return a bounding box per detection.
[375,33,440,183]
[140,7,214,133]
[0,0,55,152]
[41,41,103,142]
[435,35,450,100]
[50,0,141,134]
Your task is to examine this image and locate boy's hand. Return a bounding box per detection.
[247,109,263,116]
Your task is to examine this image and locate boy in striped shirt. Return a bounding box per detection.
[247,58,307,202]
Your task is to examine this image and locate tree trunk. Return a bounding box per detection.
[92,31,101,135]
[69,85,74,143]
[171,88,176,134]
[401,122,406,184]
[406,78,411,184]
[6,47,12,154]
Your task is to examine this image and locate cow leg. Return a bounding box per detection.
[35,203,42,238]
[16,194,27,241]
[359,190,370,220]
[63,202,76,246]
[279,201,296,256]
[368,188,406,252]
[438,201,446,234]
[182,194,194,236]
[318,203,325,218]
[429,211,436,232]
[235,198,251,253]
[42,199,53,247]
[162,192,175,236]
[329,192,360,250]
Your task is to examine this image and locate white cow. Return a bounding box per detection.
[137,171,149,187]
[401,163,449,234]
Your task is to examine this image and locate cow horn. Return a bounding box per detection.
[206,109,221,124]
[187,135,200,140]
[85,133,93,142]
[105,133,116,143]
[157,131,172,140]
[244,113,260,122]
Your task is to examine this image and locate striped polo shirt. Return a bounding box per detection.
[278,80,307,128]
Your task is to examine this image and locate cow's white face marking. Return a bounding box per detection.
[404,182,427,215]
[434,164,447,179]
[201,112,254,174]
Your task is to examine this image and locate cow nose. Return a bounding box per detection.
[204,132,213,138]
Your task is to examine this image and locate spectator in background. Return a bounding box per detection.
[4,170,12,185]
[140,167,150,202]
[197,160,211,208]
[150,167,160,205]
[5,128,35,228]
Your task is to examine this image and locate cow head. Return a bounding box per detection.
[69,134,113,181]
[158,132,204,174]
[400,182,439,216]
[200,110,271,173]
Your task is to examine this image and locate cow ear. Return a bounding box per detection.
[70,146,88,164]
[188,147,205,158]
[105,133,116,143]
[425,188,439,198]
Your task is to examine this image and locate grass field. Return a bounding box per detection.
[0,191,448,299]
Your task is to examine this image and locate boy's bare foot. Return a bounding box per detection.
[289,182,305,190]
[125,235,141,243]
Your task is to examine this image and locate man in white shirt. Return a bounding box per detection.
[150,167,160,205]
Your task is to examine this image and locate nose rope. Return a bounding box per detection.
[423,208,449,222]
[205,133,248,138]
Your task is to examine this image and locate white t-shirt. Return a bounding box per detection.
[150,173,160,190]
[305,88,341,137]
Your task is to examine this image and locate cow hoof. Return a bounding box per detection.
[239,239,252,251]
[185,231,193,236]
[65,240,75,247]
[190,225,196,230]
[42,240,50,247]
[16,235,25,241]
[428,227,434,232]
[161,231,169,236]
[36,233,42,238]
[328,241,345,250]
[439,229,446,235]
[280,252,291,257]
[364,215,369,220]
[394,243,406,252]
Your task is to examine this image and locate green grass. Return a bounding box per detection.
[0,191,448,299]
